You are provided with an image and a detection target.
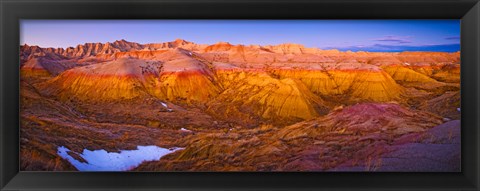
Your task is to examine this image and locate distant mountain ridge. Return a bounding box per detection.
[20,39,347,61]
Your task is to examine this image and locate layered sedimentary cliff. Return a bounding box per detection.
[270,63,403,103]
[22,39,460,123]
[20,39,461,172]
[210,69,330,124]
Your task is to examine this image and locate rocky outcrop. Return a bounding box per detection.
[21,39,144,60]
[381,65,448,91]
[419,91,460,119]
[271,63,403,103]
[144,39,207,51]
[21,39,208,61]
[38,58,159,101]
[21,57,67,77]
[264,43,307,54]
[332,120,460,172]
[39,50,220,104]
[20,39,462,172]
[276,103,443,140]
[21,39,461,63]
[23,40,460,123]
[150,50,221,104]
[431,64,460,83]
[209,69,330,125]
[136,103,445,171]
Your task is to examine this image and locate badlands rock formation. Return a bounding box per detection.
[134,103,448,171]
[21,57,67,77]
[210,68,330,125]
[40,49,220,104]
[270,63,403,103]
[20,39,461,171]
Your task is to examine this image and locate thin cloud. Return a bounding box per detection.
[445,36,460,40]
[373,35,412,44]
[324,43,460,52]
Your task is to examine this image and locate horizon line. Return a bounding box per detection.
[20,38,461,53]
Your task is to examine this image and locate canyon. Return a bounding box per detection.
[20,39,460,171]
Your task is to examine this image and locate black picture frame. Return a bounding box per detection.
[1,0,479,190]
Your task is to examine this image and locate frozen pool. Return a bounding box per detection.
[57,145,183,171]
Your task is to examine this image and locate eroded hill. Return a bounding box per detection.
[20,39,461,171]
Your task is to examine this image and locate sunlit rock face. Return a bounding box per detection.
[210,69,330,125]
[38,56,220,104]
[24,40,459,121]
[38,58,158,101]
[270,64,403,103]
[431,64,460,83]
[20,39,461,172]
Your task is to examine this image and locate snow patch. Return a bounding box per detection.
[57,145,183,171]
[161,102,173,112]
[180,128,192,132]
[160,102,173,112]
[161,102,168,108]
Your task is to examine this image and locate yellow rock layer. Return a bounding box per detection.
[381,65,449,91]
[21,69,52,78]
[271,69,403,102]
[40,71,150,101]
[381,65,438,83]
[431,65,460,83]
[39,58,221,104]
[269,69,340,95]
[432,71,460,83]
[147,71,221,104]
[211,70,329,121]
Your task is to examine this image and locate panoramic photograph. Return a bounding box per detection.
[19,20,460,172]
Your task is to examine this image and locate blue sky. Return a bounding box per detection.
[20,20,460,52]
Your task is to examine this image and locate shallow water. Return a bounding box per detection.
[57,145,183,171]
